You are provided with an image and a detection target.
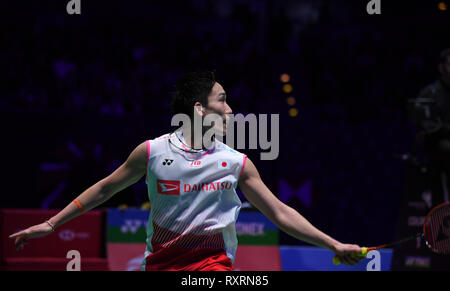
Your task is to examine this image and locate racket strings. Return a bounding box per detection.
[424,203,450,254]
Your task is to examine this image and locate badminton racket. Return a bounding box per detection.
[333,202,450,265]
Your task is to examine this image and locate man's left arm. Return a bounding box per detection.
[238,157,363,265]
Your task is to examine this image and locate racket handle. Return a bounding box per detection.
[332,247,368,265]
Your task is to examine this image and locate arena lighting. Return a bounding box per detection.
[438,2,447,11]
[288,108,298,117]
[283,84,293,93]
[280,73,290,83]
[286,96,296,106]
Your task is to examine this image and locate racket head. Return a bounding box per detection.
[423,202,450,255]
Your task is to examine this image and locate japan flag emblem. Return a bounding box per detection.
[218,160,230,169]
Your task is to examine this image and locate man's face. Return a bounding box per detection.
[203,82,233,135]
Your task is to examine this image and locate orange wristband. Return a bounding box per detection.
[73,199,84,213]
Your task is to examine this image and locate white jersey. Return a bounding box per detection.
[141,129,247,270]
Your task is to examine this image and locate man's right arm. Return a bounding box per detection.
[9,141,149,249]
[48,141,148,228]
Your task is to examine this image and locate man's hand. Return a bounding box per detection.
[331,242,365,265]
[8,222,54,251]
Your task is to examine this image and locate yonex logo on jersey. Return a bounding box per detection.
[157,180,180,195]
[162,159,174,166]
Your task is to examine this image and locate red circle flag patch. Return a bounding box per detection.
[218,160,230,169]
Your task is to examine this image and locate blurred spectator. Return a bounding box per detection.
[408,49,450,173]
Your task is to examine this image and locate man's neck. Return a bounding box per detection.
[181,127,214,150]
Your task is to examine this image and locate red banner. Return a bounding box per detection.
[1,209,104,259]
[233,246,281,271]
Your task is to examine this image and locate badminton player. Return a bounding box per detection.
[9,72,364,270]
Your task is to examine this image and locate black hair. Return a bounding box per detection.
[171,71,216,118]
[440,48,450,64]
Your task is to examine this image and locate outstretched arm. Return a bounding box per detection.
[9,141,148,250]
[238,157,363,265]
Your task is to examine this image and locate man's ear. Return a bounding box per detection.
[194,102,205,117]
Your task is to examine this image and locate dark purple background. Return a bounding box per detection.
[2,0,450,246]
